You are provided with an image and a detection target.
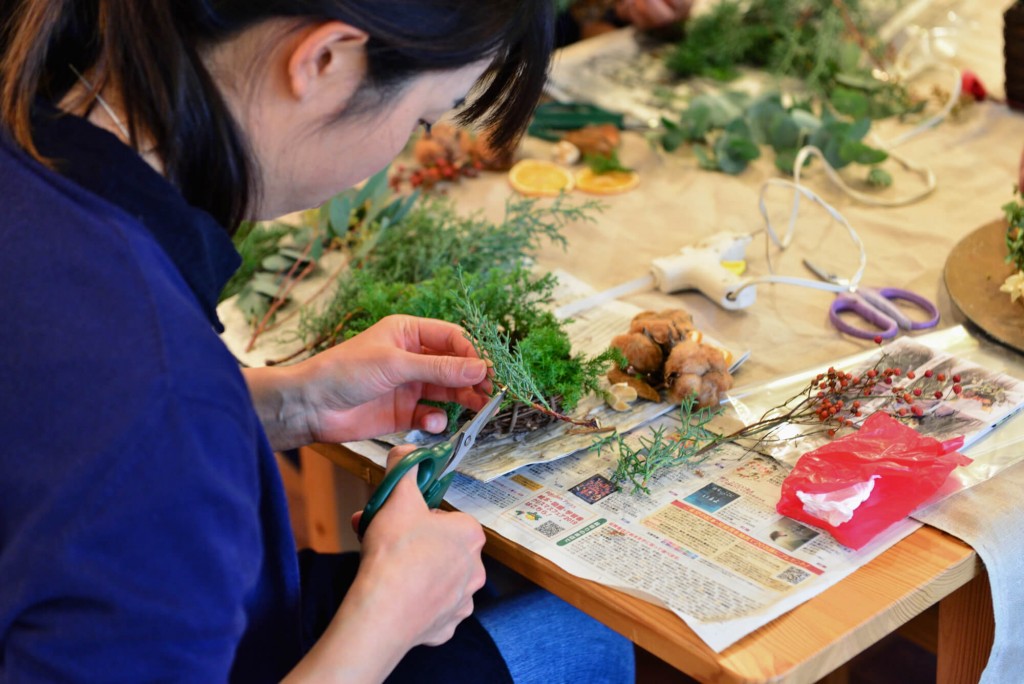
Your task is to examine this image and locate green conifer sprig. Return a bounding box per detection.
[593,395,721,494]
[456,280,552,411]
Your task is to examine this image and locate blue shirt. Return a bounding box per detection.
[0,107,303,681]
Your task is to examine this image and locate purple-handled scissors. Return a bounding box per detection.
[804,260,940,340]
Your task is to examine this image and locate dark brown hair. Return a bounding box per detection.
[0,0,554,231]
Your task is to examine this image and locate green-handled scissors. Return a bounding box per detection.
[358,389,507,536]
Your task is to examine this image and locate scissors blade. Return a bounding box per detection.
[438,389,507,479]
[802,259,844,285]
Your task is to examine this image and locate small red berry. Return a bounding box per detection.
[907,371,916,379]
[961,69,988,101]
[953,374,961,383]
[934,390,943,399]
[873,335,883,344]
[924,370,934,378]
[953,384,963,395]
[937,373,946,382]
[913,388,922,396]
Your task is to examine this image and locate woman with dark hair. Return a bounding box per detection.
[0,1,634,682]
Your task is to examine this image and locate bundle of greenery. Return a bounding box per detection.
[283,175,620,438]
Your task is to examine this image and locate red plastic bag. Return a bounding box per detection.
[776,413,971,550]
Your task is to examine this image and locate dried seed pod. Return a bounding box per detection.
[664,340,733,407]
[610,332,663,374]
[667,373,703,404]
[664,339,710,376]
[629,309,694,346]
[698,370,733,406]
[608,367,661,402]
[553,140,581,166]
[561,124,621,157]
[469,127,514,171]
[605,382,639,411]
[413,137,450,167]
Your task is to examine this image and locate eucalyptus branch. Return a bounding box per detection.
[246,243,318,352]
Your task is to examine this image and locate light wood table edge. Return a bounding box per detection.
[309,442,982,684]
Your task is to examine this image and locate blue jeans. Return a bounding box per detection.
[477,588,636,684]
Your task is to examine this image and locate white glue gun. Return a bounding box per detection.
[555,231,756,319]
[650,232,755,310]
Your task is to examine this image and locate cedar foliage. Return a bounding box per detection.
[297,186,617,419]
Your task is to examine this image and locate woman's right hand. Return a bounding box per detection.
[285,445,486,683]
[354,444,487,646]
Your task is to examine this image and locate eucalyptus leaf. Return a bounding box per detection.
[789,108,822,133]
[715,134,760,175]
[834,72,884,92]
[867,167,893,188]
[354,168,389,209]
[830,87,870,119]
[250,272,286,298]
[848,117,871,141]
[327,195,353,238]
[675,104,714,142]
[774,147,798,175]
[836,41,862,73]
[767,112,802,152]
[261,254,295,272]
[839,140,888,165]
[277,246,314,264]
[237,286,271,323]
[746,93,786,145]
[691,93,746,128]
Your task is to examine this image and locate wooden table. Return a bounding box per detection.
[287,6,1019,680]
[309,441,992,683]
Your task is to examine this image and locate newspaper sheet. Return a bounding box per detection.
[444,414,921,653]
[369,270,749,482]
[345,325,1024,652]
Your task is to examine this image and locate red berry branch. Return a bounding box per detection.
[694,349,964,457]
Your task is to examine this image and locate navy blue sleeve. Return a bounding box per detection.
[2,391,265,682]
[0,142,297,681]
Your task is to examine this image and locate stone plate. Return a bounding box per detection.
[944,219,1024,354]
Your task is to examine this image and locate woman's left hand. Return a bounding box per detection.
[245,315,490,450]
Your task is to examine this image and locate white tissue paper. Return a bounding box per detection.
[796,476,880,527]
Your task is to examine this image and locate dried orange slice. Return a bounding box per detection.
[508,159,574,196]
[574,167,640,195]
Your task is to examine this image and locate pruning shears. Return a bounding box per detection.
[357,389,507,536]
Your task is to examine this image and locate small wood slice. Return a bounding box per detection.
[944,219,1024,354]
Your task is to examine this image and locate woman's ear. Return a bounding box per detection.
[286,21,369,102]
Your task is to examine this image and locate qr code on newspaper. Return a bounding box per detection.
[536,521,565,538]
[777,566,810,585]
